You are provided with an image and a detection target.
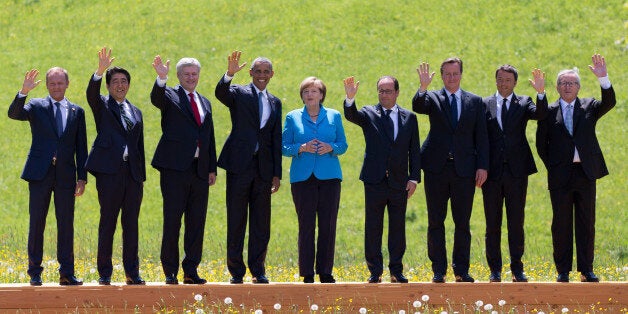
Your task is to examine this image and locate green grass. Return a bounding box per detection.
[0,0,626,284]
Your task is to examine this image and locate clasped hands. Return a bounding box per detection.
[299,139,333,155]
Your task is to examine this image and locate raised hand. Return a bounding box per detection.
[227,50,247,77]
[588,53,607,78]
[20,69,41,95]
[96,46,115,76]
[152,55,170,79]
[343,76,360,99]
[416,62,435,91]
[528,68,546,94]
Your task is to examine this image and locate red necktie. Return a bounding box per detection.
[189,92,201,126]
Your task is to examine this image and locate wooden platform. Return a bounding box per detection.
[0,281,626,313]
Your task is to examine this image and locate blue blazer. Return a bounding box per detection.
[8,94,88,185]
[282,105,347,183]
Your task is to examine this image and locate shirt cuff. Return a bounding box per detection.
[93,73,103,81]
[17,92,27,98]
[156,76,167,87]
[344,97,355,106]
[223,72,234,82]
[537,92,545,100]
[598,76,611,89]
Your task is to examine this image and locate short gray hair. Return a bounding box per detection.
[250,57,273,71]
[556,68,580,85]
[176,57,201,73]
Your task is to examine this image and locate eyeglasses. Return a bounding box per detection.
[559,81,579,87]
[378,89,395,95]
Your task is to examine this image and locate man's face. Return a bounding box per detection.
[250,62,274,90]
[441,62,462,93]
[107,73,129,103]
[177,65,200,92]
[556,73,580,103]
[377,78,399,109]
[496,70,517,98]
[46,71,69,102]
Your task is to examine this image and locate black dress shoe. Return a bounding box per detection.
[489,271,501,282]
[367,275,381,283]
[98,276,111,285]
[432,273,445,283]
[252,274,269,284]
[30,274,42,286]
[512,271,528,282]
[556,272,570,282]
[455,273,475,283]
[580,272,599,282]
[59,275,83,285]
[183,274,207,284]
[390,273,408,283]
[319,274,336,283]
[165,274,179,285]
[126,275,146,285]
[230,277,243,284]
[303,275,315,283]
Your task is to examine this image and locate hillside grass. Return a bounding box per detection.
[0,0,625,283]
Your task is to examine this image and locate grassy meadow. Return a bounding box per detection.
[0,0,626,285]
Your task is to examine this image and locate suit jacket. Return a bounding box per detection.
[483,93,548,180]
[215,76,282,181]
[8,95,87,186]
[412,88,488,178]
[150,82,217,179]
[282,105,348,183]
[85,75,145,183]
[344,102,421,190]
[536,86,616,190]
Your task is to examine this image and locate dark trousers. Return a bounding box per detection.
[549,163,596,273]
[95,161,143,278]
[291,175,341,276]
[27,165,76,277]
[160,160,209,277]
[364,180,408,276]
[424,161,475,276]
[226,157,272,278]
[481,166,527,273]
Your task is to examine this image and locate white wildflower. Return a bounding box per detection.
[562,308,569,313]
[484,304,493,311]
[311,304,319,311]
[359,308,367,314]
[413,300,422,308]
[498,300,506,306]
[194,294,203,301]
[224,297,232,305]
[421,295,430,302]
[475,300,483,308]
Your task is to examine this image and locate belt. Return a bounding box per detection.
[123,155,129,162]
[447,152,454,161]
[52,156,56,166]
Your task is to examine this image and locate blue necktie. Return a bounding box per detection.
[384,109,394,140]
[258,92,264,127]
[500,98,508,130]
[54,102,63,137]
[564,104,574,135]
[450,94,458,128]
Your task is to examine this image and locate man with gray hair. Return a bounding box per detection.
[215,50,282,284]
[151,55,217,285]
[536,54,615,283]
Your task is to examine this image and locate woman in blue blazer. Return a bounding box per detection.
[282,77,348,283]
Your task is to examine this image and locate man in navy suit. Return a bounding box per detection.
[215,50,282,284]
[8,67,87,286]
[482,65,548,283]
[536,54,615,283]
[151,55,217,285]
[343,76,421,284]
[412,58,488,283]
[85,47,145,285]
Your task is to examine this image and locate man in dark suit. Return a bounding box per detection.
[343,76,421,284]
[85,47,145,285]
[8,67,87,286]
[412,58,488,283]
[482,65,548,283]
[215,50,282,284]
[151,55,217,285]
[536,54,615,283]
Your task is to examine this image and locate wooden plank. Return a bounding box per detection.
[0,282,626,312]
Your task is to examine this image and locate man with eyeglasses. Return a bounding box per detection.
[536,54,615,283]
[343,75,420,283]
[412,57,489,283]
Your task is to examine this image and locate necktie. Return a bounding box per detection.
[258,92,264,128]
[384,109,394,140]
[450,94,458,128]
[189,92,202,126]
[119,102,133,131]
[500,98,508,130]
[564,104,573,135]
[54,102,63,137]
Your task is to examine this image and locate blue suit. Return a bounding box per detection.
[8,94,87,278]
[282,105,347,277]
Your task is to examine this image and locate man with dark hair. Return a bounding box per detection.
[85,47,146,285]
[482,65,547,283]
[413,57,488,283]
